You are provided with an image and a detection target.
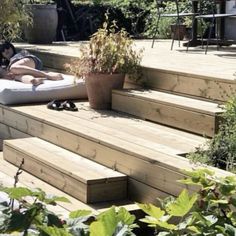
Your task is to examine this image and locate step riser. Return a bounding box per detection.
[32,51,71,72]
[112,93,220,137]
[4,143,127,204]
[0,122,30,140]
[0,106,194,201]
[142,67,236,102]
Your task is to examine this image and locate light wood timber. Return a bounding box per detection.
[2,103,205,155]
[0,104,199,198]
[0,152,138,214]
[15,41,236,103]
[0,122,30,139]
[142,67,236,102]
[3,137,127,203]
[1,103,230,202]
[112,89,223,137]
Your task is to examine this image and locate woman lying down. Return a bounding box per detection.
[0,41,63,85]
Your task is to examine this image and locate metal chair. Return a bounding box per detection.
[195,0,236,54]
[151,0,197,50]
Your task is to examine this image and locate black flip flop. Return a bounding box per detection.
[62,100,78,111]
[47,100,63,111]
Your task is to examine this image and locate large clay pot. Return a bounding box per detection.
[24,4,58,44]
[85,73,125,110]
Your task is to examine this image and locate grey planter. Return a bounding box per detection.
[24,4,58,44]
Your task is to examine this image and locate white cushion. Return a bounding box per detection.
[0,74,87,105]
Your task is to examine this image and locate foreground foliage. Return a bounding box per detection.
[188,97,236,173]
[139,169,236,236]
[1,168,236,235]
[0,186,137,235]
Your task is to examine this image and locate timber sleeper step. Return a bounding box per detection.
[3,137,127,203]
[112,89,224,137]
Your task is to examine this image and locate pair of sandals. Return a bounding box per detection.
[47,100,78,111]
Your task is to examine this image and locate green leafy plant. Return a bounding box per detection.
[188,97,236,173]
[0,162,137,235]
[0,0,31,41]
[139,168,236,236]
[0,187,137,235]
[90,206,138,236]
[65,14,143,82]
[0,186,71,235]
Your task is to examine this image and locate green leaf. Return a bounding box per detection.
[137,203,165,219]
[166,189,198,217]
[92,207,118,236]
[230,197,236,207]
[219,176,236,196]
[117,207,136,225]
[90,221,107,236]
[44,196,70,205]
[157,232,171,236]
[47,213,63,227]
[39,226,72,236]
[140,216,176,230]
[2,187,33,200]
[225,224,236,236]
[210,199,229,205]
[227,212,236,225]
[69,209,92,219]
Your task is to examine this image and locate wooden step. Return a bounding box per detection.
[0,102,208,202]
[142,66,236,102]
[112,89,224,137]
[14,42,236,102]
[3,137,127,204]
[0,152,138,215]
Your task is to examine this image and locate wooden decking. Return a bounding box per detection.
[15,39,236,81]
[1,40,236,213]
[0,152,137,216]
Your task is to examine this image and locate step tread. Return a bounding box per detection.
[6,103,206,158]
[113,89,223,115]
[4,137,126,184]
[0,153,136,214]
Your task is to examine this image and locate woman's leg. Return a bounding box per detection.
[9,58,63,80]
[14,75,45,86]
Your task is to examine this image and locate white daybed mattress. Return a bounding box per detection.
[0,74,87,105]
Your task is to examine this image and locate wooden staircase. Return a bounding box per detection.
[4,137,127,203]
[1,42,234,211]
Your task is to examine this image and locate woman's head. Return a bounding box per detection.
[0,41,16,61]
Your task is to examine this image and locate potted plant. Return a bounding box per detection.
[22,0,58,44]
[65,15,143,110]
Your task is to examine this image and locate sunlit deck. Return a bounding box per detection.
[0,39,235,214]
[16,39,236,81]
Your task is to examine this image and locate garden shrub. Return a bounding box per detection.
[139,168,236,236]
[188,97,236,173]
[0,0,30,41]
[1,165,236,235]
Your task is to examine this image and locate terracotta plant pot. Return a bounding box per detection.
[85,73,125,110]
[170,24,186,40]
